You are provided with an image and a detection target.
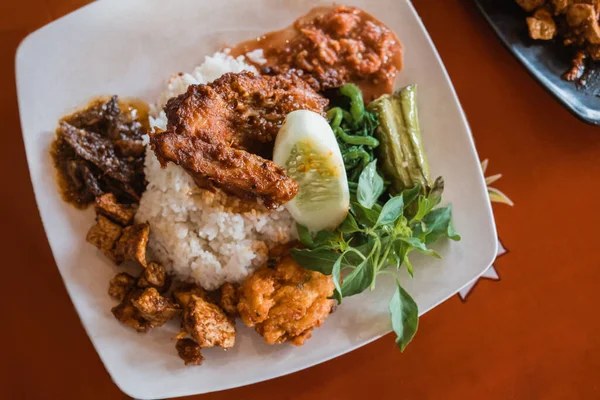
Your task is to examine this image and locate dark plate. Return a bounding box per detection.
[474,0,600,125]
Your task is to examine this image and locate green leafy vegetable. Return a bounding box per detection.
[389,279,419,351]
[290,84,460,352]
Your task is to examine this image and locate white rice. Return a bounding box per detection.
[135,51,297,290]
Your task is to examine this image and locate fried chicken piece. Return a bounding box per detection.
[181,295,236,348]
[108,272,137,301]
[238,254,335,346]
[114,223,149,266]
[527,8,558,39]
[95,193,135,225]
[151,71,327,208]
[176,338,204,366]
[111,290,152,333]
[86,214,123,261]
[137,261,170,293]
[219,282,239,317]
[131,288,180,327]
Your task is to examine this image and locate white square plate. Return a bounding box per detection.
[16,0,497,398]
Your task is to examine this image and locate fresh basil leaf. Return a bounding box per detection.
[427,177,444,208]
[314,230,338,248]
[339,213,361,234]
[389,279,419,352]
[401,184,421,207]
[340,259,373,297]
[399,236,441,259]
[332,255,343,303]
[377,195,404,226]
[351,201,380,227]
[296,224,314,248]
[413,205,461,244]
[357,159,384,209]
[291,248,342,275]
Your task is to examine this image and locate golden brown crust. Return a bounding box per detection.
[181,295,236,348]
[130,288,180,327]
[151,71,328,209]
[114,223,149,266]
[137,261,171,293]
[95,193,135,225]
[108,272,137,302]
[237,254,335,346]
[86,215,123,261]
[219,282,240,317]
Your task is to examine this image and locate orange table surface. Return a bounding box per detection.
[2,1,599,399]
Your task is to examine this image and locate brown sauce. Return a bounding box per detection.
[229,5,403,101]
[51,96,149,208]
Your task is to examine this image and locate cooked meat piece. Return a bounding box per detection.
[108,272,137,301]
[181,295,236,348]
[237,254,335,346]
[566,3,595,26]
[111,290,152,333]
[131,287,180,327]
[527,8,557,39]
[94,193,135,225]
[219,282,239,317]
[552,0,570,14]
[114,223,149,266]
[172,282,211,308]
[51,96,147,208]
[516,0,547,11]
[233,6,402,99]
[152,132,298,209]
[86,214,123,260]
[137,262,171,293]
[59,121,135,183]
[151,71,327,208]
[587,43,600,58]
[176,338,204,366]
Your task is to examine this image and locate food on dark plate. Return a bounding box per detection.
[231,5,403,100]
[51,4,459,367]
[150,71,327,208]
[517,0,600,82]
[51,96,147,207]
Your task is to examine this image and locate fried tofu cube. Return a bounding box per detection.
[137,261,170,293]
[111,290,152,333]
[131,287,180,327]
[95,193,135,225]
[86,215,123,261]
[527,9,557,39]
[176,338,204,366]
[108,272,137,301]
[172,283,210,309]
[115,223,149,266]
[219,282,239,317]
[182,295,236,348]
[516,0,547,12]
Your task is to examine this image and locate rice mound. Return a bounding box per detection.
[135,51,296,290]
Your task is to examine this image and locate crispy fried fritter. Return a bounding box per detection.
[95,193,135,225]
[176,338,204,366]
[181,295,236,348]
[131,288,180,327]
[137,261,170,293]
[114,223,149,266]
[108,272,137,301]
[238,254,335,346]
[86,214,123,260]
[150,71,327,209]
[219,282,239,317]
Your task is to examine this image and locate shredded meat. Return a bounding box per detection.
[176,338,204,366]
[181,295,236,348]
[86,215,123,261]
[150,71,327,209]
[95,193,135,225]
[114,223,149,266]
[237,254,335,346]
